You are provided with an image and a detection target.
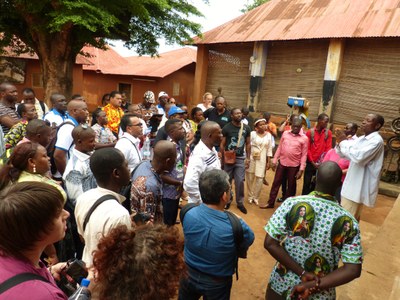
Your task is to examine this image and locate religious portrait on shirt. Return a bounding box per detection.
[286,202,315,239]
[304,253,330,277]
[331,216,357,250]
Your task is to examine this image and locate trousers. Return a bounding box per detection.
[224,157,245,206]
[268,163,299,206]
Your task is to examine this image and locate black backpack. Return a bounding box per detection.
[180,203,247,279]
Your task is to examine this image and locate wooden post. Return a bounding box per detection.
[319,39,345,121]
[247,41,268,112]
[191,44,209,109]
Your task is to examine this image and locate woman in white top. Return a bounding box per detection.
[196,92,213,112]
[246,118,273,205]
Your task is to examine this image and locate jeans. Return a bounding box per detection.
[302,161,317,195]
[224,157,245,206]
[162,198,179,226]
[178,266,233,300]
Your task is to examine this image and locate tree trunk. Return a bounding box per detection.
[39,51,75,103]
[24,18,77,103]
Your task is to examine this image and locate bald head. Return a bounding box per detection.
[315,161,343,195]
[153,140,176,161]
[68,100,88,123]
[201,121,219,137]
[201,121,222,148]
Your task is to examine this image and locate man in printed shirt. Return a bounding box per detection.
[102,90,124,137]
[335,113,384,221]
[264,161,362,300]
[302,113,332,195]
[184,121,222,204]
[260,117,308,208]
[130,140,176,223]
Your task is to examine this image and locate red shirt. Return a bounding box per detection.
[273,131,308,170]
[306,127,332,163]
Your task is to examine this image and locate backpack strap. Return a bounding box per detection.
[225,211,244,280]
[39,101,46,114]
[179,203,199,224]
[83,194,118,232]
[0,273,50,294]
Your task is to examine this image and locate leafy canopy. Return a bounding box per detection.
[0,0,204,56]
[241,0,269,13]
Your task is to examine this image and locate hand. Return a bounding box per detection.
[295,170,304,180]
[311,162,319,169]
[271,163,277,172]
[290,282,313,300]
[245,159,250,169]
[266,162,271,170]
[49,262,68,281]
[263,177,269,186]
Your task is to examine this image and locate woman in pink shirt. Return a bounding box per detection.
[0,182,70,299]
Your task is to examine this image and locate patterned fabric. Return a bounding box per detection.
[130,161,163,223]
[91,123,116,144]
[102,104,124,134]
[63,149,97,205]
[265,194,362,300]
[4,120,28,149]
[0,102,19,135]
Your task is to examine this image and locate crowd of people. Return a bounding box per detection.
[0,81,386,299]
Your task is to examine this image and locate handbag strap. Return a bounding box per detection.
[236,122,244,150]
[0,273,50,294]
[83,194,118,232]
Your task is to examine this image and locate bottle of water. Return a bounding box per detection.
[69,278,91,300]
[99,128,108,144]
[142,137,151,160]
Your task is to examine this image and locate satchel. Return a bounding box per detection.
[252,148,261,160]
[224,150,237,165]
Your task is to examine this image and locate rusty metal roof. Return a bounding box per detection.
[193,0,400,44]
[103,47,196,78]
[1,46,93,65]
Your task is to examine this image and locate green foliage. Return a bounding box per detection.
[241,0,269,13]
[0,0,204,56]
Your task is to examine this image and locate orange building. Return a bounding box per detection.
[0,46,196,112]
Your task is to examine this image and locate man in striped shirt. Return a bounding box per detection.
[184,121,222,204]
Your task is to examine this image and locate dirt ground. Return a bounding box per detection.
[205,171,397,300]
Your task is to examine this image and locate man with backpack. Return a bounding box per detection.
[75,147,131,265]
[179,169,254,300]
[302,113,332,195]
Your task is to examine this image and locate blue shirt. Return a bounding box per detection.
[183,204,255,276]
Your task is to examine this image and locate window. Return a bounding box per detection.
[118,83,132,101]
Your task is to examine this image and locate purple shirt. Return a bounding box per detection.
[0,255,67,300]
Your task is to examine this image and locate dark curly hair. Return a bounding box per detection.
[92,224,185,300]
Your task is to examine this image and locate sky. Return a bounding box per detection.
[110,0,249,57]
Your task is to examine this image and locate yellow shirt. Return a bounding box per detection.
[103,104,124,134]
[18,171,67,203]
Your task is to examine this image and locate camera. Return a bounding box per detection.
[56,259,88,296]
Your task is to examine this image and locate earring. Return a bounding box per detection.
[33,164,36,173]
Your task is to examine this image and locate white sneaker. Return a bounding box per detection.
[248,197,254,204]
[253,199,259,206]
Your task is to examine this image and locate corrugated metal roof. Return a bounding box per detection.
[82,45,128,71]
[1,46,94,65]
[193,0,400,44]
[103,47,196,78]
